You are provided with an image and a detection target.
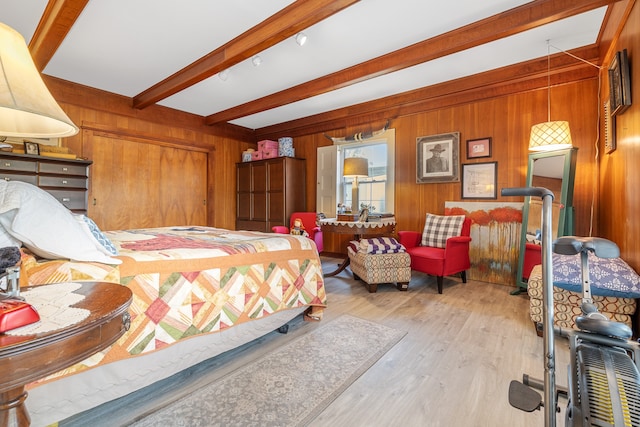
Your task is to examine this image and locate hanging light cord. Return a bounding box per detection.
[549,43,602,70]
[546,41,551,122]
[549,42,602,236]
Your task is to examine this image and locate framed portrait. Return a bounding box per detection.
[466,137,491,159]
[461,161,497,199]
[416,132,460,183]
[23,141,40,155]
[608,49,632,116]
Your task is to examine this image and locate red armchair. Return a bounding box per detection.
[398,217,472,294]
[271,212,324,253]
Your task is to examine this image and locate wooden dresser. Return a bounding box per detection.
[236,157,306,232]
[0,152,92,214]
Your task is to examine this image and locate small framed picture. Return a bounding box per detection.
[461,161,497,199]
[24,141,40,155]
[466,137,491,159]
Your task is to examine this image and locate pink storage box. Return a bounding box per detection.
[251,151,263,161]
[258,140,278,151]
[262,148,278,159]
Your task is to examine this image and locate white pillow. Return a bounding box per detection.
[0,224,21,249]
[0,181,121,264]
[73,214,118,256]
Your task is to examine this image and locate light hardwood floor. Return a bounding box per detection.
[62,256,570,426]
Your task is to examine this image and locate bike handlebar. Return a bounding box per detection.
[501,187,554,200]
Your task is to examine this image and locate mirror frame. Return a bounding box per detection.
[514,147,578,293]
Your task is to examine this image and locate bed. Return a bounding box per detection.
[528,252,639,334]
[0,182,326,426]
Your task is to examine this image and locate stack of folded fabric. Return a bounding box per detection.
[347,237,411,293]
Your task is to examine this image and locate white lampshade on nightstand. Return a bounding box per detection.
[0,23,78,138]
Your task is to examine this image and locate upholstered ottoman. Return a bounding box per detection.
[528,253,639,334]
[347,238,411,293]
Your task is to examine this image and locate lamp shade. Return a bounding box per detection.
[0,23,78,138]
[343,157,369,177]
[529,121,573,151]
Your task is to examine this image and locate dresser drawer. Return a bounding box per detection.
[38,162,88,177]
[46,190,87,210]
[38,175,88,189]
[0,159,37,173]
[0,173,38,185]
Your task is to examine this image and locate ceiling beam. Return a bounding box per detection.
[131,0,359,110]
[207,0,617,126]
[28,0,90,71]
[254,46,601,140]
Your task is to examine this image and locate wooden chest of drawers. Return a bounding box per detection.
[0,152,92,214]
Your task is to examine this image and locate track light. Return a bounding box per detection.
[295,32,308,46]
[252,55,262,67]
[218,70,228,81]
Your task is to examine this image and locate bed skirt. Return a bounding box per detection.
[26,307,305,426]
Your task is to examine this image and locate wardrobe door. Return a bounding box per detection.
[267,158,285,230]
[84,132,208,230]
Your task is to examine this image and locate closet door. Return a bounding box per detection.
[84,132,208,230]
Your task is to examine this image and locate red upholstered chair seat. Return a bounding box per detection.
[398,217,471,294]
[271,212,323,253]
[523,243,542,279]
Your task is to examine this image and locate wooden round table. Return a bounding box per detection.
[0,282,132,427]
[320,219,396,277]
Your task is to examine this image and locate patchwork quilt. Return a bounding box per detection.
[21,226,326,385]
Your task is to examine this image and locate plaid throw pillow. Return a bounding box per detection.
[421,214,465,248]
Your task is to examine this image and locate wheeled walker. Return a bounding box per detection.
[502,187,640,427]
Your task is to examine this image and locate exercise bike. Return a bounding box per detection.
[502,187,640,427]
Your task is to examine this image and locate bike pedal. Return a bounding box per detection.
[508,380,543,412]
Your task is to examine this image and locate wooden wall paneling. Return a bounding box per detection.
[302,79,599,258]
[51,77,254,232]
[598,0,640,271]
[207,138,254,230]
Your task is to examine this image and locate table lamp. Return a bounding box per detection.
[343,157,369,212]
[0,22,78,138]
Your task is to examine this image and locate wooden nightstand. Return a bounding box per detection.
[0,282,132,427]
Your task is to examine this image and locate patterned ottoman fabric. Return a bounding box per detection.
[528,264,637,331]
[348,246,411,293]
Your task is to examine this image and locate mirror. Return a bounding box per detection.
[513,147,578,294]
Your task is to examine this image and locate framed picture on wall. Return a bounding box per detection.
[608,49,632,116]
[466,137,492,159]
[416,132,460,183]
[461,161,497,199]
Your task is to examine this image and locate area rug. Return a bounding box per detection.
[129,315,405,427]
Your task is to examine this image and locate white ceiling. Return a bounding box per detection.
[3,0,607,131]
